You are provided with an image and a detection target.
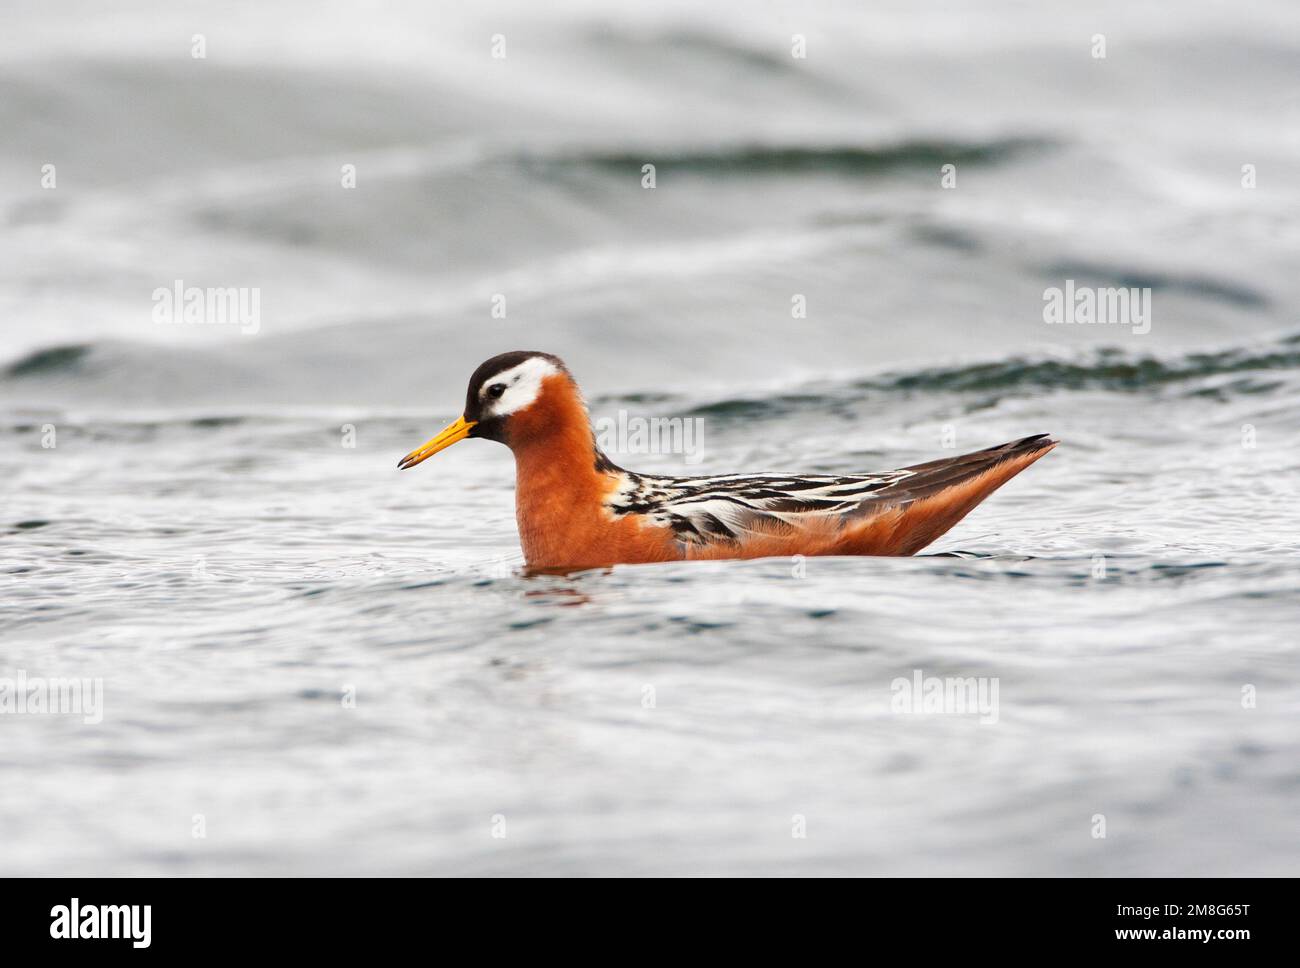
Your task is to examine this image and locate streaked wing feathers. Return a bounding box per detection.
[607,434,1054,547]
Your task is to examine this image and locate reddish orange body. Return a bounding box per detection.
[399,352,1057,571]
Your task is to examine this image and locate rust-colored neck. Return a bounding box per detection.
[507,375,614,566]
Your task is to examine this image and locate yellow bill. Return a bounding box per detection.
[397,415,477,470]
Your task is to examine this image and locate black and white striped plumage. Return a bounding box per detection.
[602,434,1056,548]
[399,350,1057,567]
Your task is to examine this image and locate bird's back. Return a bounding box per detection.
[603,434,1057,561]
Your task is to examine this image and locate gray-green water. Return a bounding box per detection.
[2,0,1298,875]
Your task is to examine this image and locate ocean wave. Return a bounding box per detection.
[2,344,93,378]
[683,335,1300,417]
[9,333,1300,402]
[864,341,1300,395]
[554,137,1050,177]
[9,331,1298,420]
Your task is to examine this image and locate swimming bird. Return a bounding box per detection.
[398,351,1057,570]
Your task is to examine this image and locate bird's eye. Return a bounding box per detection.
[487,383,507,399]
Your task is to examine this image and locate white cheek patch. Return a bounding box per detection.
[484,356,560,416]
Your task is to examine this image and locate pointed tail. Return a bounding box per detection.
[839,434,1058,555]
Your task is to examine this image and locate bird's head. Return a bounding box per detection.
[397,351,583,469]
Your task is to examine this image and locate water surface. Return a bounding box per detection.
[2,0,1298,875]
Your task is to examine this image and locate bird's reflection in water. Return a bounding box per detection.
[521,570,600,607]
